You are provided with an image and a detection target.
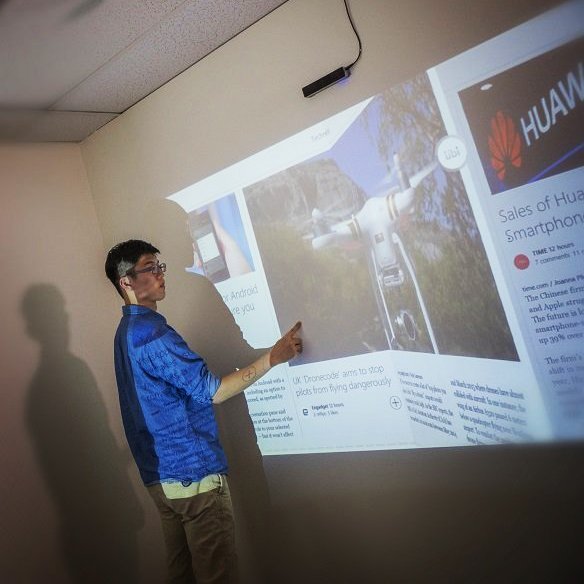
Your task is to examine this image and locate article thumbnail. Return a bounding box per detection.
[244,72,518,365]
[459,38,584,195]
[186,194,254,284]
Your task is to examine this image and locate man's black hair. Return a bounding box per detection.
[105,239,160,298]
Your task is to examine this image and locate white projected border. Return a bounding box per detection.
[168,99,373,212]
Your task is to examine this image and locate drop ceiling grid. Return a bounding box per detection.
[54,0,287,114]
[0,0,288,141]
[0,0,186,109]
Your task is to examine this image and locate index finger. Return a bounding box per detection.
[287,321,302,335]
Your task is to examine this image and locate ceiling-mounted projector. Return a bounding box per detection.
[302,66,351,98]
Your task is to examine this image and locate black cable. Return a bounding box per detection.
[301,0,363,96]
[343,0,362,69]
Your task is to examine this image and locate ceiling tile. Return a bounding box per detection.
[53,0,286,113]
[0,0,185,109]
[0,0,287,141]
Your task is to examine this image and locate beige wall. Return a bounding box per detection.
[4,0,581,582]
[83,0,529,243]
[0,144,164,583]
[80,1,583,582]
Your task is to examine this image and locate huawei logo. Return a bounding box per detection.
[488,111,522,181]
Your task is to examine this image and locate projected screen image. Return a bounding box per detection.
[169,2,584,454]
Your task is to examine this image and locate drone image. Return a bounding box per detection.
[309,153,439,353]
[244,73,518,365]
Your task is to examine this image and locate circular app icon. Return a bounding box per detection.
[514,254,530,270]
[436,135,467,171]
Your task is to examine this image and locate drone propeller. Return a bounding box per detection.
[370,154,436,198]
[409,161,438,189]
[304,153,439,241]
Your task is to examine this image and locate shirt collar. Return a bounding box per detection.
[122,304,161,317]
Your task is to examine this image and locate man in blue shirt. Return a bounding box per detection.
[105,240,302,583]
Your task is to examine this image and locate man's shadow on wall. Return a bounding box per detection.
[21,284,143,584]
[156,201,278,583]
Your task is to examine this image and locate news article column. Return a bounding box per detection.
[430,7,584,439]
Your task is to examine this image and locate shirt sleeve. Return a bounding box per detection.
[135,327,221,403]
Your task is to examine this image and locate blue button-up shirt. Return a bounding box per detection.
[114,304,227,485]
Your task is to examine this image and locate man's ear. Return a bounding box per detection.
[119,276,138,305]
[119,276,133,292]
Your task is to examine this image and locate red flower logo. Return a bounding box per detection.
[488,111,522,181]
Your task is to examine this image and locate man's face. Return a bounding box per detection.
[124,253,166,309]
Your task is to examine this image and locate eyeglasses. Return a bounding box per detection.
[127,262,167,276]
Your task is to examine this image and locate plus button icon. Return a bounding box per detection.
[390,396,402,410]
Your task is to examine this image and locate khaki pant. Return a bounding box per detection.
[148,475,237,584]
